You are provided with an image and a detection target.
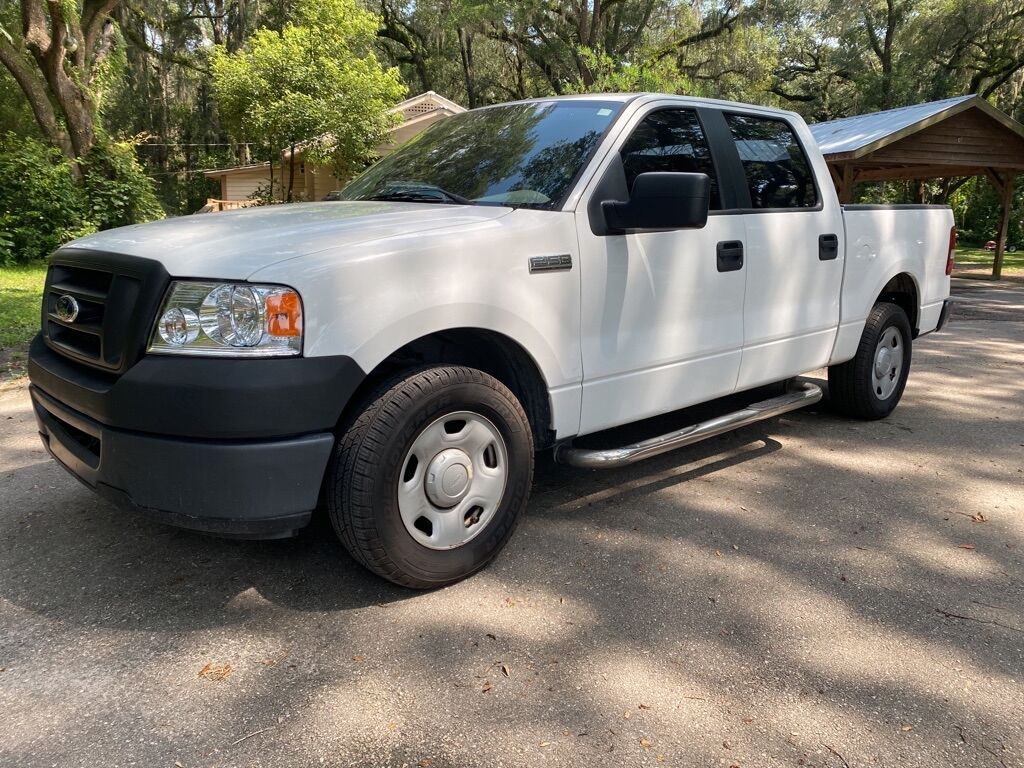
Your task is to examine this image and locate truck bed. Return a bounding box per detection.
[831,203,954,364]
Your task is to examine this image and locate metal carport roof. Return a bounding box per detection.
[807,96,1024,278]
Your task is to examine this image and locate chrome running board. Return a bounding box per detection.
[553,380,823,469]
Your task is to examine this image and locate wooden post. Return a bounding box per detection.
[837,164,855,204]
[993,172,1014,281]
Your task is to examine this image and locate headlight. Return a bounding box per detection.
[148,281,303,357]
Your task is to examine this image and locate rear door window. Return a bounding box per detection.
[725,114,817,209]
[619,109,721,210]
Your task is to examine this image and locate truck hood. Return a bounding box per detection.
[62,202,515,279]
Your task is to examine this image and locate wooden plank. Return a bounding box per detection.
[874,137,1024,155]
[880,140,1024,157]
[920,127,1016,141]
[897,135,1024,152]
[867,149,1024,167]
[852,164,986,181]
[985,168,1005,194]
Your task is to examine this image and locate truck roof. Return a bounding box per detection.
[480,93,799,119]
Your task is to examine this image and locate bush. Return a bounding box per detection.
[0,133,94,265]
[0,134,165,265]
[82,140,165,230]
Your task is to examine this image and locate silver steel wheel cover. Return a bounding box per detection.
[871,326,903,400]
[397,411,509,550]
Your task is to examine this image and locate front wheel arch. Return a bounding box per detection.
[339,328,555,450]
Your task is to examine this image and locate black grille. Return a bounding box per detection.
[43,251,170,375]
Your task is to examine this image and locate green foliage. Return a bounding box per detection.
[950,177,1023,245]
[0,134,94,266]
[0,134,164,265]
[565,48,693,95]
[212,0,406,198]
[81,139,166,230]
[0,69,40,139]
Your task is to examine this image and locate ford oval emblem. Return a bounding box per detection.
[55,294,80,323]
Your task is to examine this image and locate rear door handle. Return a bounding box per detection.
[717,240,744,272]
[819,233,839,261]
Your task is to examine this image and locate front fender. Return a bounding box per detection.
[249,208,584,438]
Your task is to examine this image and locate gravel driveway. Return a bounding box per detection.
[1,279,1021,768]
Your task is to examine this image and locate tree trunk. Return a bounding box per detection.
[268,156,275,202]
[287,143,296,203]
[0,36,75,161]
[457,28,476,109]
[2,1,121,165]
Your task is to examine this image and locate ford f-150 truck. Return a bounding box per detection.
[28,94,955,588]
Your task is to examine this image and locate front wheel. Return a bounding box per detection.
[828,302,913,420]
[327,366,534,588]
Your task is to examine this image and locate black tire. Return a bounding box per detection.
[327,366,534,589]
[828,302,913,420]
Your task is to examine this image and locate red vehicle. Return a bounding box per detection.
[984,239,1018,252]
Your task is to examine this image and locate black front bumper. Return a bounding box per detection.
[28,334,365,538]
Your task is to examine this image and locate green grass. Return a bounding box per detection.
[0,261,46,378]
[955,246,1024,271]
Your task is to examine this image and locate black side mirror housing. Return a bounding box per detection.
[601,172,711,234]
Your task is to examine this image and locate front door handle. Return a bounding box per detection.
[819,233,839,261]
[717,240,744,272]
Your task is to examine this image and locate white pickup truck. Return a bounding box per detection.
[29,94,954,587]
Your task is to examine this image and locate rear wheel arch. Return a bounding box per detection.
[877,272,920,335]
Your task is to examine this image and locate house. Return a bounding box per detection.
[202,91,465,208]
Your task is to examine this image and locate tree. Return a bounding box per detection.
[0,1,122,166]
[212,0,406,202]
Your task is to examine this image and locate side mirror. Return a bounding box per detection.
[601,172,710,234]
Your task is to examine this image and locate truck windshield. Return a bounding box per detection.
[340,100,623,210]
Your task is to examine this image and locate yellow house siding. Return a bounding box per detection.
[223,169,272,201]
[312,166,340,200]
[216,166,311,202]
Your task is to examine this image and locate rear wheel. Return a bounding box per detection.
[828,302,912,420]
[327,366,534,588]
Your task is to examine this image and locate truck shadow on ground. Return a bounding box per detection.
[0,424,783,636]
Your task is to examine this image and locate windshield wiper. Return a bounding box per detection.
[366,182,473,205]
[366,191,465,204]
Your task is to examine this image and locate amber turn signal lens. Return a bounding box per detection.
[266,290,303,337]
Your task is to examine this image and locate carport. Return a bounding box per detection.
[809,95,1024,279]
